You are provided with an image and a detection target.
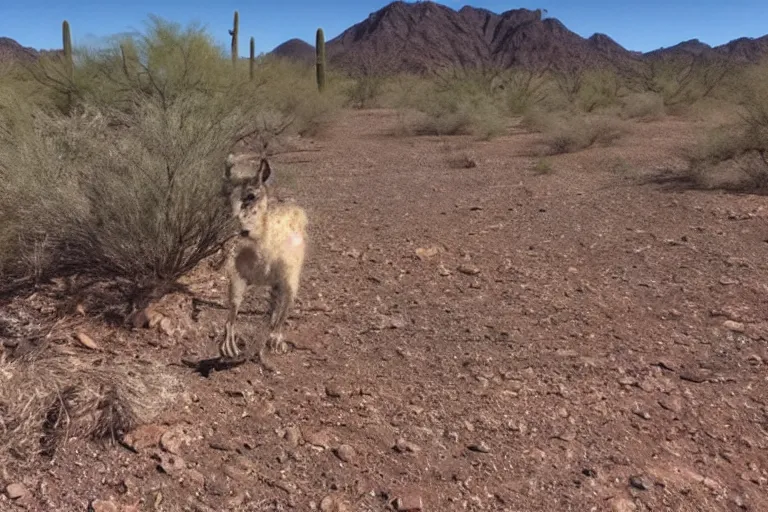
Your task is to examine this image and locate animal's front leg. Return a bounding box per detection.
[220,275,247,360]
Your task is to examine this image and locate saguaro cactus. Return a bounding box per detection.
[249,37,255,80]
[62,20,73,81]
[229,11,239,66]
[315,28,326,92]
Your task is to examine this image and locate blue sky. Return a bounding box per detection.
[1,0,766,55]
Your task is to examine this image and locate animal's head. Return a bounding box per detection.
[224,153,273,237]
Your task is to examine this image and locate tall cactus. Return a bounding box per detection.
[315,28,326,93]
[229,10,239,66]
[249,37,255,80]
[62,20,74,112]
[62,20,73,81]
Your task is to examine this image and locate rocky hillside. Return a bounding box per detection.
[271,1,768,74]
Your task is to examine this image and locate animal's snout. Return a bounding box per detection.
[240,229,250,237]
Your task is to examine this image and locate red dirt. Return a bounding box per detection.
[3,109,768,512]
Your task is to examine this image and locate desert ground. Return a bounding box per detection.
[2,108,768,512]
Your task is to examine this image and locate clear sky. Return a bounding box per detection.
[1,0,766,56]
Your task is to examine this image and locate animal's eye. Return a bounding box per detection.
[243,192,256,203]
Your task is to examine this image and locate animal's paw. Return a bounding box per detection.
[267,332,288,354]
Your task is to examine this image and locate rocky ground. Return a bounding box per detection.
[2,109,768,511]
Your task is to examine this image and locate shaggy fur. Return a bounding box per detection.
[219,154,308,363]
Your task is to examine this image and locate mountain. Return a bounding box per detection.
[0,37,39,63]
[269,1,768,74]
[270,38,315,66]
[321,1,642,74]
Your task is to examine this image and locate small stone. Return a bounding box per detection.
[629,474,652,491]
[723,320,745,332]
[659,396,683,413]
[457,264,480,276]
[325,383,344,398]
[284,426,302,447]
[89,499,118,512]
[160,426,191,455]
[610,497,637,512]
[185,469,206,488]
[122,424,167,452]
[155,453,185,475]
[76,332,100,351]
[158,318,174,336]
[395,494,423,511]
[415,246,442,260]
[703,477,720,491]
[222,464,248,482]
[468,442,491,453]
[394,438,421,453]
[334,444,356,462]
[208,436,237,451]
[303,429,332,450]
[319,495,337,512]
[6,483,27,500]
[437,264,452,276]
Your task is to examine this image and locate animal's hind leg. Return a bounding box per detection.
[266,280,296,354]
[220,274,247,360]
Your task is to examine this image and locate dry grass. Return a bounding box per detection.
[0,346,179,467]
[530,113,629,155]
[620,92,666,121]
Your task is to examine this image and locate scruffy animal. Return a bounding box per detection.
[219,153,308,362]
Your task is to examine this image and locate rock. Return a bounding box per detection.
[208,436,237,451]
[702,477,720,491]
[6,483,27,500]
[122,424,167,452]
[303,429,332,450]
[395,494,423,511]
[334,444,356,462]
[222,464,248,482]
[319,495,335,512]
[659,396,683,413]
[76,332,100,351]
[375,314,407,330]
[89,499,118,512]
[325,383,344,398]
[457,264,480,276]
[159,318,174,336]
[394,438,421,453]
[160,426,191,455]
[284,426,302,447]
[437,264,452,276]
[723,320,745,333]
[629,474,652,491]
[155,453,186,476]
[415,246,443,260]
[185,469,206,489]
[610,497,637,512]
[468,442,491,453]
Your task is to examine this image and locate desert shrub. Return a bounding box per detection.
[0,347,179,467]
[537,114,629,155]
[576,69,625,113]
[0,17,332,298]
[621,92,666,121]
[682,64,768,190]
[393,72,507,139]
[640,54,732,108]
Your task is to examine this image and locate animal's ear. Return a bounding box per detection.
[257,158,272,184]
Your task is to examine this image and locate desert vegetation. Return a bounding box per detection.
[2,4,768,510]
